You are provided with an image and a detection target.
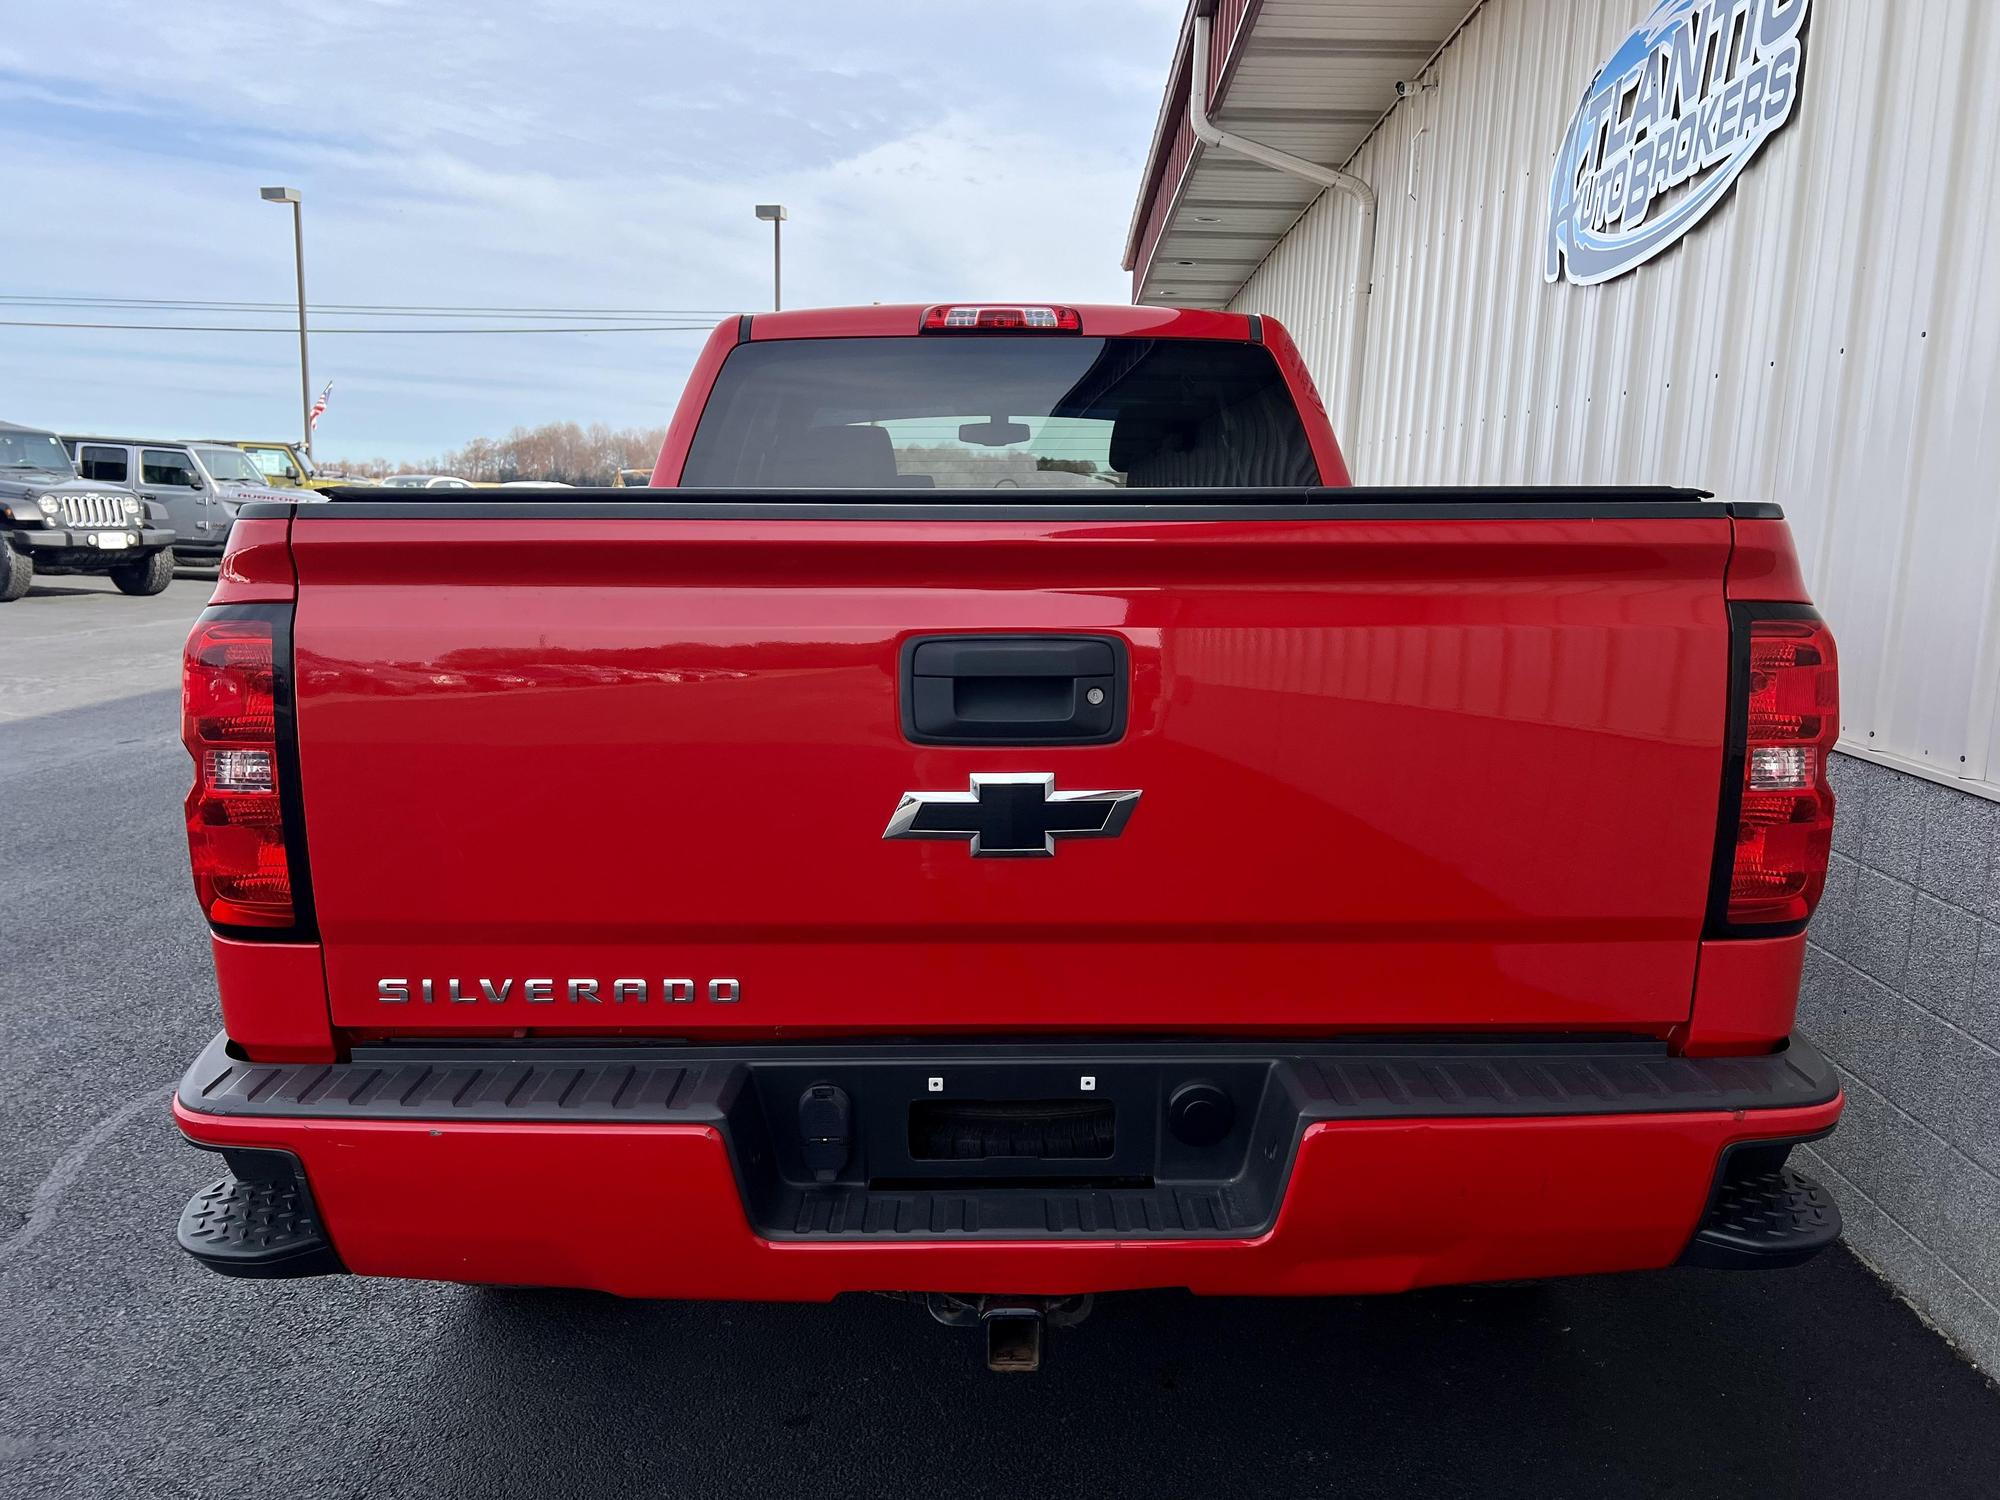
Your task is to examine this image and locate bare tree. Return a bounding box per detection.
[327,421,668,485]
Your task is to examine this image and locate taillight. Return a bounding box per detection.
[1715,612,1838,929]
[183,610,298,930]
[920,304,1082,332]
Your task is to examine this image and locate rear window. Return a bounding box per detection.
[79,444,127,483]
[680,336,1320,490]
[193,446,267,484]
[248,447,304,481]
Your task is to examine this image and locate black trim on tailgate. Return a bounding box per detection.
[241,486,1783,524]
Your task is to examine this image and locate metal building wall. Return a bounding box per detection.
[1231,0,2000,796]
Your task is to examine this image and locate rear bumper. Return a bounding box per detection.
[172,1032,1842,1299]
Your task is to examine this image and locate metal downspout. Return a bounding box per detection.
[1187,7,1376,458]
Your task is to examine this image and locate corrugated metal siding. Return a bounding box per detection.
[1231,0,2000,793]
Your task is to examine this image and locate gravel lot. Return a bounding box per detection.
[4,572,1997,1498]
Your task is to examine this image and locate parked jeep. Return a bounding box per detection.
[63,436,296,562]
[0,420,174,602]
[201,438,346,492]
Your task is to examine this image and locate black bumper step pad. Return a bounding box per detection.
[177,1034,1838,1126]
[177,1150,343,1279]
[180,1052,713,1122]
[774,1183,1255,1239]
[1682,1155,1841,1269]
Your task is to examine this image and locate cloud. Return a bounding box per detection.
[0,1,1185,460]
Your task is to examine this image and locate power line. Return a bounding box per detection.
[0,294,737,320]
[0,319,716,335]
[0,293,736,311]
[13,304,722,323]
[212,308,720,322]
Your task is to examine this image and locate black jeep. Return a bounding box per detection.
[0,420,174,602]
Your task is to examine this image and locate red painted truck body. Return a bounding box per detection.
[172,305,1842,1316]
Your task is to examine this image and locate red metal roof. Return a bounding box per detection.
[1123,1,1474,308]
[1121,0,1256,288]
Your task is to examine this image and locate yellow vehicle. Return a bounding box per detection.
[205,440,344,491]
[614,467,653,487]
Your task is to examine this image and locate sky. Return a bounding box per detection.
[0,0,1185,464]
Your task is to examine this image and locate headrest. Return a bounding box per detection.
[769,424,898,487]
[1108,414,1197,475]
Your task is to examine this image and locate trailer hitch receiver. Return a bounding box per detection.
[924,1292,1094,1373]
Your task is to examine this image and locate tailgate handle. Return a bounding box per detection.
[902,635,1127,745]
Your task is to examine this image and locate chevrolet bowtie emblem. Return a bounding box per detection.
[882,773,1140,858]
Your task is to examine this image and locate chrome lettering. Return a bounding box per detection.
[375,976,740,1005]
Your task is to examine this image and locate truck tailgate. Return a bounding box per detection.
[289,506,1734,1038]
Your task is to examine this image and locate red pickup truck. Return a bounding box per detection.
[172,303,1841,1369]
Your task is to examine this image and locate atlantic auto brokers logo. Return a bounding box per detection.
[1546,0,1809,286]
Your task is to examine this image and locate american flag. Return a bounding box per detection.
[308,381,332,430]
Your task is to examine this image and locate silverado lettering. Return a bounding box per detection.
[170,302,1844,1371]
[375,978,741,1005]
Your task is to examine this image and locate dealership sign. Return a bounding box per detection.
[1546,0,1808,285]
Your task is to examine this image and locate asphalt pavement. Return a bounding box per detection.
[4,572,1998,1499]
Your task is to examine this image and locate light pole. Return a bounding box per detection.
[754,204,786,311]
[260,186,313,461]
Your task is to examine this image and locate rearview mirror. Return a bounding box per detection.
[958,418,1030,448]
